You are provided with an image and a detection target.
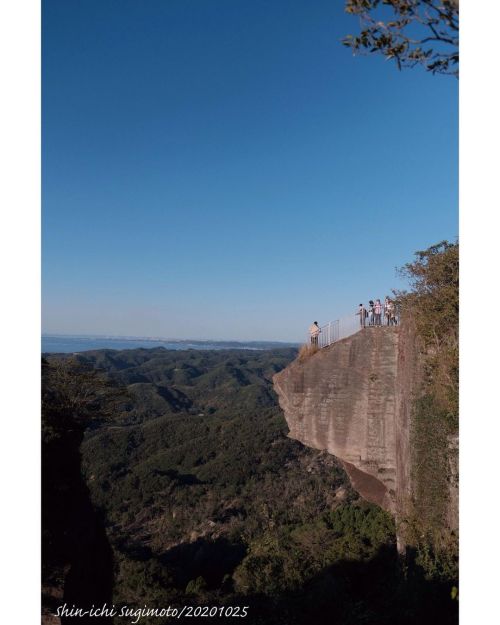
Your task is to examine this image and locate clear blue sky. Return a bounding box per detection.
[42,0,457,342]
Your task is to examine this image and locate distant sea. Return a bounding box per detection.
[42,335,299,354]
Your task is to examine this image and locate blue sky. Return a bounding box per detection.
[42,0,457,342]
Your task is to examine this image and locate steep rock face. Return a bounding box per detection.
[273,327,406,515]
[393,320,420,522]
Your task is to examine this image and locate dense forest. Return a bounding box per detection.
[42,335,457,624]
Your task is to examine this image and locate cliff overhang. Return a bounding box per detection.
[273,326,414,521]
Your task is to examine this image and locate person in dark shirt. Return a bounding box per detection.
[357,304,367,328]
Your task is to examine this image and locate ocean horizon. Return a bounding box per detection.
[42,334,299,354]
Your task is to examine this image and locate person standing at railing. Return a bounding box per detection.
[368,300,375,326]
[385,298,390,325]
[357,304,367,328]
[309,321,321,346]
[374,299,382,326]
[385,298,395,326]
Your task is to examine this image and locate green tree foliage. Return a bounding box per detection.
[343,0,459,76]
[185,576,208,595]
[42,357,127,439]
[395,241,459,584]
[234,503,395,595]
[397,240,458,423]
[42,347,458,624]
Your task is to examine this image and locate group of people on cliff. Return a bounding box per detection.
[308,297,399,347]
[357,297,398,328]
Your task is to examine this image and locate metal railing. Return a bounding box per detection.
[308,310,401,350]
[317,320,340,348]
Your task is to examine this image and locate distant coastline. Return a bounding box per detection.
[42,334,299,354]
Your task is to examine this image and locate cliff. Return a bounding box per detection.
[273,326,417,539]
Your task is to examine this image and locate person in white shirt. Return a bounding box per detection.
[385,299,395,325]
[309,321,321,346]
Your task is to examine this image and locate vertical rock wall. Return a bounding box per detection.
[273,327,408,517]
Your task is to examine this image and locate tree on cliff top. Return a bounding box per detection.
[396,242,458,576]
[42,357,127,435]
[397,240,458,422]
[343,0,459,77]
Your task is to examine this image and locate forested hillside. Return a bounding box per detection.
[42,347,456,624]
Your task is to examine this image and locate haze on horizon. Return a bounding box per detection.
[42,0,457,343]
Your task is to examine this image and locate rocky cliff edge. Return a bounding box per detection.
[273,326,416,525]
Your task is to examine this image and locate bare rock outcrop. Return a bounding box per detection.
[273,327,406,515]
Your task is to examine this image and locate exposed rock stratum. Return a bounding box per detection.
[273,326,418,534]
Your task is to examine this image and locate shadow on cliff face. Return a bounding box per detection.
[42,361,114,624]
[42,425,114,624]
[235,545,457,625]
